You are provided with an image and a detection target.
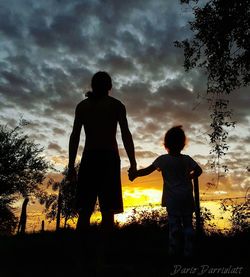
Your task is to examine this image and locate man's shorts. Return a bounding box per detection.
[76,150,123,214]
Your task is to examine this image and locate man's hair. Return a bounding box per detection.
[91,71,112,95]
[164,126,186,152]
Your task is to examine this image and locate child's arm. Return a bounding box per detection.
[129,164,156,181]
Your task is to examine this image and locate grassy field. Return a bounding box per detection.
[0,225,249,277]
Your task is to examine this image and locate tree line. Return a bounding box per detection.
[0,123,77,235]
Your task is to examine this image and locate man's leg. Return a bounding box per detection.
[76,209,92,232]
[101,211,115,231]
[74,209,95,274]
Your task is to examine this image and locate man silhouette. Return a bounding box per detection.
[67,71,136,231]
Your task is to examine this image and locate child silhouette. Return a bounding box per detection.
[129,126,202,257]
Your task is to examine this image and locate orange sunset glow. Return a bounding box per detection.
[17,167,246,233]
[1,1,249,276]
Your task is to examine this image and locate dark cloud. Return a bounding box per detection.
[0,8,23,39]
[0,115,17,128]
[135,150,158,159]
[53,127,66,136]
[119,148,158,160]
[48,142,65,154]
[0,0,249,187]
[98,53,136,75]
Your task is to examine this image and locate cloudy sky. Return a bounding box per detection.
[1,0,249,205]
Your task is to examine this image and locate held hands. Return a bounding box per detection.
[128,167,137,181]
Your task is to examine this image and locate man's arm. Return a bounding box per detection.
[118,104,137,171]
[68,104,82,173]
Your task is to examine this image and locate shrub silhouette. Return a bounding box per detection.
[0,122,50,235]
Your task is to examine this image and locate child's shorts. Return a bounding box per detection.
[76,150,123,214]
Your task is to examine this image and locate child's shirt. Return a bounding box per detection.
[153,154,199,216]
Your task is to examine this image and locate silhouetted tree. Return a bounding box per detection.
[0,195,18,235]
[0,123,50,234]
[176,0,250,166]
[45,166,79,229]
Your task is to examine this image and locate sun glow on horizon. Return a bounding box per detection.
[123,187,162,207]
[16,167,247,233]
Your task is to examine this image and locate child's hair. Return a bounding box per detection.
[164,125,186,153]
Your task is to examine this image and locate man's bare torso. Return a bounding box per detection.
[76,95,124,151]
